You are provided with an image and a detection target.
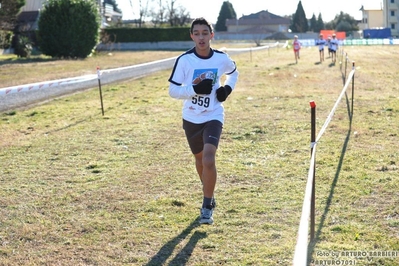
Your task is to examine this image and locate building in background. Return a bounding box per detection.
[383,0,399,37]
[225,10,290,35]
[17,0,45,31]
[359,1,399,38]
[18,0,122,30]
[100,0,122,27]
[20,0,45,12]
[359,3,383,32]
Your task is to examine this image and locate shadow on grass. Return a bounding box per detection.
[341,65,350,87]
[307,92,354,262]
[44,116,93,134]
[145,218,207,266]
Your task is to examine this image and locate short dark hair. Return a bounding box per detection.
[190,17,213,34]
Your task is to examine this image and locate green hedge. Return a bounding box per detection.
[101,27,191,43]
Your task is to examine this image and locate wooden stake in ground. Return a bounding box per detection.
[97,66,104,116]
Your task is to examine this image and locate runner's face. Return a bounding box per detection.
[191,24,213,55]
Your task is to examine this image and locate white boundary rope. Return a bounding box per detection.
[0,75,97,96]
[220,41,284,52]
[293,147,317,265]
[292,67,355,266]
[315,68,355,143]
[0,57,177,97]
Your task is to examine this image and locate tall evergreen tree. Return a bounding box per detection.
[0,0,25,31]
[290,0,308,33]
[315,13,325,32]
[215,1,236,32]
[310,13,317,32]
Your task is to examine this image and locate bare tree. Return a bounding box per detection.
[128,0,150,27]
[138,0,150,27]
[176,6,190,26]
[128,0,135,20]
[165,1,189,26]
[166,0,177,26]
[151,0,167,27]
[148,0,189,27]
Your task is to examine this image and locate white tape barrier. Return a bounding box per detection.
[286,38,399,48]
[315,69,355,143]
[220,41,285,53]
[283,41,289,48]
[293,147,317,265]
[0,57,177,96]
[292,68,356,265]
[0,57,177,112]
[0,75,96,96]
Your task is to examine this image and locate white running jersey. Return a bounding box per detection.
[315,39,326,50]
[168,47,239,124]
[330,39,339,51]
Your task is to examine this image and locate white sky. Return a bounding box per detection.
[116,0,382,22]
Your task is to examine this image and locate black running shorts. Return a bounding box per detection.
[182,119,223,154]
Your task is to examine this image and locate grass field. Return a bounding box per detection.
[0,44,398,265]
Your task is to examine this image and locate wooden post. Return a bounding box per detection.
[310,100,316,241]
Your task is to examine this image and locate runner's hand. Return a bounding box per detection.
[193,79,213,95]
[216,85,232,102]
